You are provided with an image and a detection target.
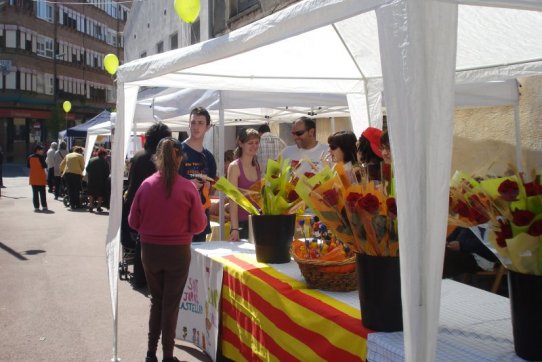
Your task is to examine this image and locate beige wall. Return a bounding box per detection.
[452,75,542,178]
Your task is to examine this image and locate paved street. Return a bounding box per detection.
[0,164,211,362]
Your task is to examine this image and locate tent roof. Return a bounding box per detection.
[118,1,542,94]
[66,110,111,138]
[134,88,350,124]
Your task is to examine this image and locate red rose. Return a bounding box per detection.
[346,192,362,212]
[322,189,339,207]
[512,209,535,226]
[357,193,380,214]
[287,190,299,203]
[469,207,489,224]
[498,179,519,201]
[304,172,315,178]
[386,197,397,217]
[495,219,513,248]
[524,181,542,196]
[452,200,470,218]
[528,219,542,237]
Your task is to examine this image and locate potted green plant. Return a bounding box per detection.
[214,157,304,263]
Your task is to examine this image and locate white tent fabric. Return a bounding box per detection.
[134,88,353,128]
[109,1,542,361]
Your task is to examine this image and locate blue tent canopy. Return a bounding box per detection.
[65,110,111,138]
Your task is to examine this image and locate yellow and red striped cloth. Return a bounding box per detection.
[214,253,370,362]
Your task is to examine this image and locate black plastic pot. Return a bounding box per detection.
[356,253,403,332]
[249,214,296,264]
[508,270,542,361]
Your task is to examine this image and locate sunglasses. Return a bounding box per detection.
[291,129,307,137]
[329,144,338,150]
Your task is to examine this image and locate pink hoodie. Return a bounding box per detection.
[129,172,206,245]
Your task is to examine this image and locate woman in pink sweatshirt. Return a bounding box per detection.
[129,137,207,362]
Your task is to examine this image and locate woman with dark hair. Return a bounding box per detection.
[123,122,172,288]
[228,128,261,241]
[86,147,110,212]
[129,137,207,362]
[357,127,384,181]
[327,130,358,164]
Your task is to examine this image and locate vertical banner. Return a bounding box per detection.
[177,248,223,360]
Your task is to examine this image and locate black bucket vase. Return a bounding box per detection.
[356,253,403,332]
[249,214,296,264]
[508,270,542,361]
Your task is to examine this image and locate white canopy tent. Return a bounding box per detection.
[108,1,542,361]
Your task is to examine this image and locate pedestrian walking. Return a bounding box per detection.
[53,141,68,200]
[27,144,48,211]
[128,137,207,362]
[0,145,5,188]
[86,147,110,212]
[60,146,85,210]
[45,142,58,193]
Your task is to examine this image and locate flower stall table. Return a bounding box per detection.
[181,242,522,361]
[367,279,524,362]
[183,241,369,361]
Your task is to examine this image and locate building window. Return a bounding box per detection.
[36,36,54,58]
[170,32,178,50]
[156,41,164,54]
[36,0,53,23]
[230,0,259,18]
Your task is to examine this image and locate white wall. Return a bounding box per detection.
[123,0,210,61]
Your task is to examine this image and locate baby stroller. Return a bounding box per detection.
[119,201,136,281]
[119,230,136,281]
[63,179,89,208]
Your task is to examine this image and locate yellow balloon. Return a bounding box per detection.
[104,53,119,75]
[174,0,200,24]
[63,101,71,113]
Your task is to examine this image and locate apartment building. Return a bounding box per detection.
[0,0,130,162]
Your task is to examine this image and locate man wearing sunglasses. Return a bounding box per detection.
[281,116,329,176]
[178,107,217,242]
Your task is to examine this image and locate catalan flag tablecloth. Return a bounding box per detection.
[194,241,370,362]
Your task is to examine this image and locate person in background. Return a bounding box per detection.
[0,145,4,188]
[357,127,384,181]
[53,141,68,200]
[124,122,172,289]
[228,128,261,241]
[27,144,48,212]
[129,137,206,362]
[257,123,286,173]
[86,147,110,213]
[223,149,234,177]
[443,226,500,278]
[60,146,85,210]
[327,130,358,164]
[45,142,58,193]
[280,116,328,177]
[379,130,393,188]
[178,107,217,242]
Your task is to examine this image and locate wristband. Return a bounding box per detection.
[230,228,239,234]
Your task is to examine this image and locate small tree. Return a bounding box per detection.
[47,104,64,141]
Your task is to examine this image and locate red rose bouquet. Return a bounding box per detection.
[448,170,542,275]
[295,161,398,255]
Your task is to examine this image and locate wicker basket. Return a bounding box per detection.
[292,253,358,292]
